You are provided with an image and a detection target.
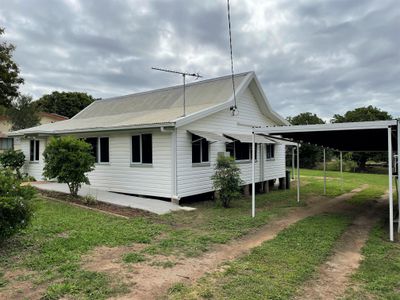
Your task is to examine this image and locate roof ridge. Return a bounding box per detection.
[98,71,253,102]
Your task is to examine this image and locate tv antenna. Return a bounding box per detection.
[151,67,202,117]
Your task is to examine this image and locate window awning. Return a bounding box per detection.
[258,135,299,146]
[188,130,232,143]
[224,133,276,144]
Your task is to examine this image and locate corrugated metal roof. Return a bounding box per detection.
[12,72,250,135]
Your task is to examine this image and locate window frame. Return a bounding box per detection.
[226,141,257,162]
[191,134,210,165]
[131,133,153,165]
[84,136,110,164]
[0,138,14,151]
[266,144,275,160]
[29,139,40,162]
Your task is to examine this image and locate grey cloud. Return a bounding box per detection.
[0,0,399,119]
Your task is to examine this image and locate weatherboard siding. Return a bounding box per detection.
[18,131,173,198]
[83,131,172,198]
[177,87,286,197]
[15,137,47,181]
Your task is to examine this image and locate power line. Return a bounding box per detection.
[151,67,202,117]
[227,0,237,115]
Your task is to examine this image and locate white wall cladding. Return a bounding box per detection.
[177,87,286,197]
[15,137,47,180]
[18,130,173,198]
[82,130,172,198]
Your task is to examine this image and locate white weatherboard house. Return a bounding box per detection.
[11,72,289,202]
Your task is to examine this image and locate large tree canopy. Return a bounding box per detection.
[288,112,325,126]
[0,28,24,108]
[35,91,94,118]
[331,105,392,123]
[331,106,392,170]
[8,95,40,130]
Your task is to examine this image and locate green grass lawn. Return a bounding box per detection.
[0,169,392,299]
[344,222,400,299]
[168,213,351,300]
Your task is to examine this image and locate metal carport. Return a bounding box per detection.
[250,120,399,241]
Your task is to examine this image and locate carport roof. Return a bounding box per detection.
[254,120,398,152]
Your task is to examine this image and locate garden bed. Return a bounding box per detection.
[35,188,154,218]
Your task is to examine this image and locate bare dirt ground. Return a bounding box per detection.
[294,193,387,300]
[80,185,369,300]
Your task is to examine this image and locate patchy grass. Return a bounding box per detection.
[344,223,400,299]
[0,169,389,299]
[0,199,164,299]
[122,252,146,264]
[150,260,176,269]
[168,213,351,300]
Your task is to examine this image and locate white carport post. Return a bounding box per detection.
[340,151,343,192]
[388,126,394,241]
[398,120,400,233]
[323,148,327,195]
[252,130,256,218]
[297,143,300,202]
[292,147,295,179]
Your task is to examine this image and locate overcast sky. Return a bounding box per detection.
[0,0,399,120]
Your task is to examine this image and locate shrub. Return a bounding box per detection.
[211,155,243,208]
[43,136,95,196]
[0,169,35,241]
[82,194,97,205]
[0,149,25,179]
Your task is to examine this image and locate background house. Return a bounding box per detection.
[0,112,68,152]
[11,72,289,201]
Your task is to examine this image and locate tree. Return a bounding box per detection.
[331,105,392,123]
[288,112,325,168]
[0,27,24,108]
[35,91,94,118]
[211,156,243,208]
[43,136,95,196]
[0,150,25,179]
[0,169,35,242]
[331,106,392,170]
[8,95,40,130]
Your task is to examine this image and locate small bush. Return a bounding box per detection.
[0,149,25,179]
[211,155,243,208]
[0,169,35,242]
[43,136,95,196]
[82,194,97,205]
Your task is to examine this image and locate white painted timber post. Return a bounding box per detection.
[292,147,295,179]
[323,148,326,195]
[388,127,394,241]
[397,121,400,233]
[252,130,256,218]
[297,143,300,202]
[340,151,343,192]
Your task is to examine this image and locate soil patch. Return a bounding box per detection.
[0,268,47,300]
[80,185,368,300]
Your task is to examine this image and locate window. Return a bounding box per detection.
[131,134,152,164]
[266,144,275,159]
[192,134,209,163]
[30,140,40,161]
[226,141,256,161]
[84,137,109,163]
[0,138,13,150]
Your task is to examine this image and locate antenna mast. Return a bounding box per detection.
[151,67,202,117]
